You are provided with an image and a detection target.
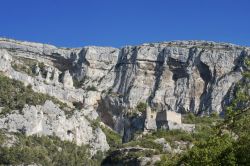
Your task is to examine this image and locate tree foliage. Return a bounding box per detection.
[0,132,101,166]
[136,102,147,112]
[179,57,250,165]
[0,75,68,115]
[156,57,250,166]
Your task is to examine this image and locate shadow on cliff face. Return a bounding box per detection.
[221,50,250,116]
[112,46,139,103]
[96,94,145,143]
[195,49,213,114]
[96,95,121,128]
[147,49,165,108]
[71,48,91,80]
[40,52,75,72]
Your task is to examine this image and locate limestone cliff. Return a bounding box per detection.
[0,38,249,143]
[0,100,109,154]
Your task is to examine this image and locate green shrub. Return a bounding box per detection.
[210,111,219,118]
[151,129,194,145]
[0,74,69,115]
[72,101,84,110]
[136,102,147,112]
[73,79,84,88]
[155,154,181,166]
[91,119,101,130]
[86,85,98,91]
[100,126,122,150]
[10,57,45,77]
[0,131,101,165]
[170,57,250,166]
[126,149,154,159]
[38,62,47,78]
[11,62,35,76]
[182,112,222,125]
[180,135,236,166]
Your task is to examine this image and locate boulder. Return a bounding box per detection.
[63,70,74,89]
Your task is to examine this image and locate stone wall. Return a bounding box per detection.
[166,111,182,124]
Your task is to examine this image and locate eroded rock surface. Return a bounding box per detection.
[0,100,109,154]
[0,38,249,142]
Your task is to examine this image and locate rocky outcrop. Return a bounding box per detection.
[0,38,249,142]
[1,38,248,113]
[0,48,84,104]
[101,147,160,166]
[0,100,109,154]
[63,70,74,89]
[154,138,194,154]
[0,49,12,72]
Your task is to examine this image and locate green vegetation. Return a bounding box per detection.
[89,118,101,130]
[0,131,101,165]
[106,149,155,164]
[73,101,84,110]
[125,149,155,158]
[123,129,194,153]
[82,115,122,151]
[73,76,91,89]
[180,134,237,166]
[156,154,181,166]
[11,57,48,79]
[124,138,162,153]
[106,103,223,165]
[1,57,249,165]
[152,130,194,145]
[73,79,85,88]
[85,85,98,91]
[100,125,122,150]
[37,62,47,78]
[0,74,68,115]
[182,112,222,142]
[156,57,250,165]
[11,62,35,76]
[136,102,147,112]
[182,112,221,124]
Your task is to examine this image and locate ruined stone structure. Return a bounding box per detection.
[157,110,182,124]
[144,107,157,130]
[144,107,194,132]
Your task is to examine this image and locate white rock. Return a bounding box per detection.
[63,70,74,89]
[0,100,109,154]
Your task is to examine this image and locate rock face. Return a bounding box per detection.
[0,49,12,72]
[0,100,109,154]
[0,38,249,142]
[63,70,74,89]
[102,147,161,166]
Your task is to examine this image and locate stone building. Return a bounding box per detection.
[144,107,157,131]
[144,107,195,132]
[156,110,182,129]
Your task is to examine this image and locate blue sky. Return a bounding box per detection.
[0,0,249,47]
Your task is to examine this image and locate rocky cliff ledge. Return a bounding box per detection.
[0,38,249,143]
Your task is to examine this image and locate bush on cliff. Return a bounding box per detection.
[136,102,147,112]
[100,125,122,150]
[0,131,101,165]
[0,74,67,115]
[156,57,250,166]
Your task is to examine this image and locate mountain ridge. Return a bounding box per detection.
[0,37,249,156]
[0,37,249,165]
[1,37,249,50]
